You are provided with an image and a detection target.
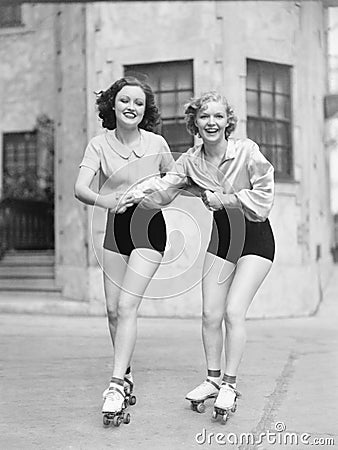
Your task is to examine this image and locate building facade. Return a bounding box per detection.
[0,1,334,317]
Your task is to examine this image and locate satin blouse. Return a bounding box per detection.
[137,138,274,222]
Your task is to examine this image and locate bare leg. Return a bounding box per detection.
[201,252,236,372]
[111,248,162,380]
[224,255,272,376]
[103,249,129,348]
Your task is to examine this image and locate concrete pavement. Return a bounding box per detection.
[1,269,338,450]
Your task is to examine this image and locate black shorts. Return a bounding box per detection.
[207,208,275,263]
[103,204,167,256]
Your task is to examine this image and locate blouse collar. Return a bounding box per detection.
[105,129,146,159]
[194,138,236,164]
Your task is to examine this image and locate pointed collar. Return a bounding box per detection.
[223,139,236,161]
[194,138,236,164]
[105,129,146,159]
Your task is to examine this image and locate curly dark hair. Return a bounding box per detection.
[96,76,160,131]
[184,91,237,139]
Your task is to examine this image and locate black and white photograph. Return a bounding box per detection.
[0,0,337,448]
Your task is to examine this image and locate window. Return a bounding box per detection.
[246,59,292,179]
[2,132,37,197]
[0,5,22,28]
[125,60,194,157]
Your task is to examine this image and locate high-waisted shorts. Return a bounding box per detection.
[103,204,167,256]
[207,208,275,263]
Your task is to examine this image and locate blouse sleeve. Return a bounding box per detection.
[235,143,274,221]
[136,153,189,208]
[79,138,101,174]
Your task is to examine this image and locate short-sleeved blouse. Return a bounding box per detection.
[79,128,174,196]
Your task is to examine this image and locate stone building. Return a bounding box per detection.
[0,1,334,317]
[326,6,338,260]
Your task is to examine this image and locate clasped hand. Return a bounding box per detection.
[114,188,145,214]
[201,190,224,211]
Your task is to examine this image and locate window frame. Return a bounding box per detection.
[124,60,194,157]
[246,58,293,181]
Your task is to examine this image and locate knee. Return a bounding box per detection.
[224,306,245,327]
[117,296,139,321]
[106,308,118,327]
[202,309,223,329]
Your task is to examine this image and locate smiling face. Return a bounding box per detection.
[195,101,228,144]
[114,85,146,130]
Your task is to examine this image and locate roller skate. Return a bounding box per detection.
[124,372,136,407]
[102,385,130,427]
[185,379,220,413]
[102,374,136,408]
[212,383,241,423]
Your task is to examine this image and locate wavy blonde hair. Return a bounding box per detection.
[184,91,237,139]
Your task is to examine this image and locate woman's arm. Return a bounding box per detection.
[233,143,274,221]
[74,166,133,211]
[202,143,274,221]
[130,155,190,209]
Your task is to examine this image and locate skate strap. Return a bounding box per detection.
[221,382,241,398]
[206,378,220,390]
[124,377,133,389]
[108,386,125,397]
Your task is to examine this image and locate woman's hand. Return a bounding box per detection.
[201,190,224,211]
[115,189,146,213]
[115,192,136,213]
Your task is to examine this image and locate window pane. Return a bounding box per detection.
[177,65,193,90]
[247,61,259,90]
[177,91,192,115]
[247,118,261,143]
[276,122,289,146]
[260,144,273,164]
[260,64,273,92]
[261,120,275,145]
[261,93,273,117]
[275,68,290,94]
[159,92,176,117]
[247,91,259,116]
[162,121,190,146]
[275,94,290,119]
[274,147,284,173]
[158,75,175,91]
[0,6,21,27]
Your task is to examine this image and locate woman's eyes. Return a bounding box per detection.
[199,114,224,119]
[118,97,144,106]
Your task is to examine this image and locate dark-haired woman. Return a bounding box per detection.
[128,91,275,420]
[74,77,174,417]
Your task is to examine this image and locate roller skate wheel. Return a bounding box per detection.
[129,395,136,406]
[196,402,206,413]
[103,415,111,427]
[190,402,196,411]
[113,415,123,427]
[231,402,237,413]
[123,413,131,424]
[212,410,218,419]
[222,413,228,423]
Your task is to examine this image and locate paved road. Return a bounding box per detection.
[1,270,337,450]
